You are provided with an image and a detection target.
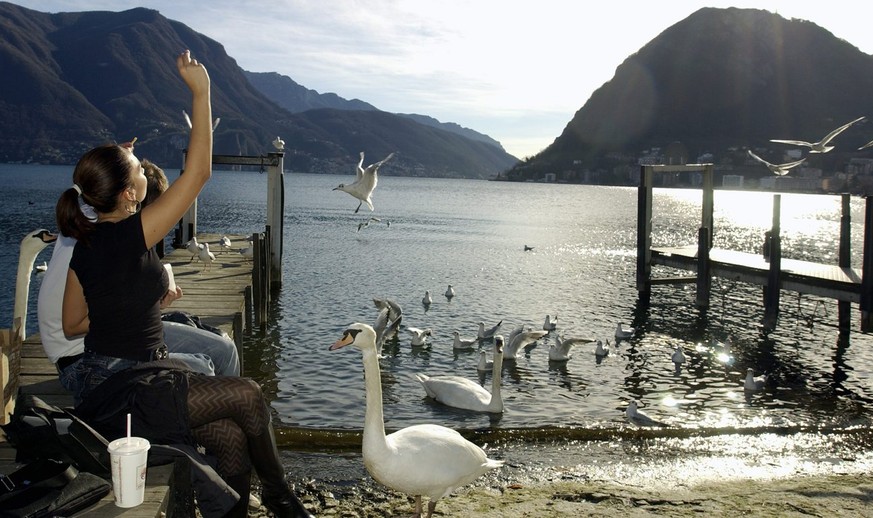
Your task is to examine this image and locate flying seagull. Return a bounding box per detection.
[747,150,806,176]
[770,116,865,153]
[182,110,221,131]
[333,151,395,213]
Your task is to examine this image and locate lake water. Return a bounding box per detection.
[4,162,873,487]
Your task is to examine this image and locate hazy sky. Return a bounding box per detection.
[10,1,873,158]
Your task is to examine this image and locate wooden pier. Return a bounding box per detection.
[636,164,873,333]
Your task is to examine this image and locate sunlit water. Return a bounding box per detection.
[3,163,873,487]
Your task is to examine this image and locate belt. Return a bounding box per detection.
[56,353,84,371]
[77,344,170,364]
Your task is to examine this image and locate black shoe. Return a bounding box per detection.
[261,487,313,518]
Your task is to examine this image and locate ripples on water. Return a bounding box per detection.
[4,164,873,482]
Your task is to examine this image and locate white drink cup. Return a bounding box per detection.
[107,437,150,507]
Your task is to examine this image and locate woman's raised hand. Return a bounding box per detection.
[176,50,210,96]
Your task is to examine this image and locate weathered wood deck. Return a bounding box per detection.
[1,233,254,517]
[651,245,863,302]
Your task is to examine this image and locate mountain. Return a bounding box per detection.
[511,7,873,181]
[244,70,505,151]
[0,2,517,178]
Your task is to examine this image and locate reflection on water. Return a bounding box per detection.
[3,165,873,479]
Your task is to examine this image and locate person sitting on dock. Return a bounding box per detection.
[54,51,310,518]
[38,158,241,380]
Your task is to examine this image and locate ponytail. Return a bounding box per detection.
[56,186,95,244]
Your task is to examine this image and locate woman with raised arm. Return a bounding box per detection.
[56,51,310,518]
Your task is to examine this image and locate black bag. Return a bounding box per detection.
[0,458,110,518]
[0,394,110,477]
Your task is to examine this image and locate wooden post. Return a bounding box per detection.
[696,226,711,307]
[252,232,267,327]
[838,194,851,332]
[636,165,653,305]
[763,194,782,332]
[701,164,714,250]
[0,319,22,424]
[266,152,285,289]
[860,196,873,331]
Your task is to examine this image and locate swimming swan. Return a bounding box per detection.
[416,336,505,413]
[330,323,503,517]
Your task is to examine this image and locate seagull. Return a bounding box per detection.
[219,235,232,254]
[373,298,403,323]
[356,217,382,232]
[333,151,395,213]
[672,345,687,368]
[329,323,503,518]
[548,335,595,361]
[407,327,433,347]
[477,320,502,340]
[625,400,668,427]
[523,245,534,251]
[744,368,767,392]
[182,109,221,131]
[421,290,432,308]
[272,136,285,151]
[185,237,202,262]
[476,350,493,372]
[859,139,873,151]
[747,150,806,176]
[34,261,47,272]
[239,240,254,259]
[199,242,215,272]
[504,329,548,360]
[594,339,609,358]
[452,330,478,351]
[770,116,866,153]
[373,307,402,357]
[543,315,557,332]
[615,322,635,341]
[445,284,455,299]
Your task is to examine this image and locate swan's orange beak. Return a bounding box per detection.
[329,330,355,351]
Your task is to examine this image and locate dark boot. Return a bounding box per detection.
[223,472,252,518]
[248,424,313,518]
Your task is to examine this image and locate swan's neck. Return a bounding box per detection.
[361,348,388,451]
[13,249,36,341]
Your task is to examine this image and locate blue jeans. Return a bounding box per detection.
[162,321,240,377]
[61,352,138,406]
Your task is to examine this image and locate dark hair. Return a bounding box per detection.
[142,159,168,208]
[56,145,137,244]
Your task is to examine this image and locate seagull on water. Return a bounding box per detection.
[477,320,502,341]
[333,151,395,213]
[672,345,687,369]
[770,116,866,153]
[744,368,767,392]
[625,400,668,427]
[747,150,806,176]
[543,315,557,332]
[421,290,432,308]
[452,330,478,351]
[445,284,455,299]
[407,327,433,347]
[615,322,635,341]
[594,339,609,358]
[524,245,534,251]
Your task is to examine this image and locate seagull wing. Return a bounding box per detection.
[773,157,806,176]
[769,139,813,147]
[819,116,866,146]
[860,139,873,151]
[182,110,192,130]
[356,152,365,180]
[747,150,774,167]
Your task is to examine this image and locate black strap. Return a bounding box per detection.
[55,353,83,372]
[0,459,77,498]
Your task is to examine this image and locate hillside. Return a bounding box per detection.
[0,2,517,178]
[513,7,873,181]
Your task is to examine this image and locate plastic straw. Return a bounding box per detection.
[127,413,131,444]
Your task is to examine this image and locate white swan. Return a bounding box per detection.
[542,315,557,331]
[770,116,865,153]
[333,151,395,213]
[615,322,635,341]
[744,368,767,392]
[477,320,502,340]
[407,327,432,347]
[416,336,505,413]
[548,335,595,361]
[14,229,56,342]
[330,323,503,517]
[625,400,668,427]
[451,330,478,350]
[505,329,547,360]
